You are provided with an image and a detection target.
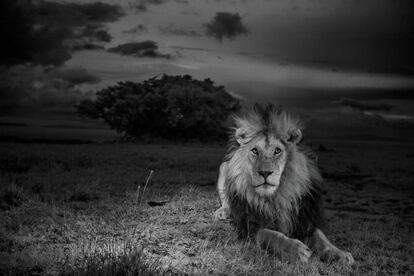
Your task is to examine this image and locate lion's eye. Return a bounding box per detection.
[274,147,282,155]
[251,148,259,155]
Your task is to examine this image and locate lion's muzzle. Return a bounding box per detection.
[258,170,273,179]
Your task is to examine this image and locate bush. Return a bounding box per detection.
[76,75,240,141]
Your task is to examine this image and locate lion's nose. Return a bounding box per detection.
[258,170,273,179]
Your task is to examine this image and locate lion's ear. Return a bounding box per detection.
[287,129,302,144]
[235,128,252,145]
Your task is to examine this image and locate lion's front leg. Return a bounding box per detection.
[309,228,354,264]
[214,205,231,220]
[256,229,312,263]
[214,162,231,221]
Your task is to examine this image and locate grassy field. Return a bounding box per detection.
[0,140,413,275]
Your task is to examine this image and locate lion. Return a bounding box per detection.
[214,104,354,264]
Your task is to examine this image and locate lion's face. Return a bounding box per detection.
[246,134,288,196]
[227,105,304,199]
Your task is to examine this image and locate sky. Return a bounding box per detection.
[1,0,414,127]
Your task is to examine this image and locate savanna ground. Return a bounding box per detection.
[0,139,413,275]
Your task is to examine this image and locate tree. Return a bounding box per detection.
[76,75,240,141]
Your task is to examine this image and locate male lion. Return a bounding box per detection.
[214,104,354,264]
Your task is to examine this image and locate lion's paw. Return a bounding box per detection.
[283,238,312,264]
[213,206,231,221]
[321,247,355,265]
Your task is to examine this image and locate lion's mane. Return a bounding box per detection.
[225,105,324,240]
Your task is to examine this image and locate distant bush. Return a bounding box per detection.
[76,75,241,141]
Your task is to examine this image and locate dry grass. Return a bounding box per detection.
[0,141,413,275]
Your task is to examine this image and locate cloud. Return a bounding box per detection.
[68,42,104,51]
[51,66,101,86]
[158,24,201,37]
[0,65,98,115]
[139,0,167,5]
[33,1,124,26]
[107,41,170,58]
[0,1,124,66]
[128,2,147,13]
[66,24,113,50]
[204,12,248,41]
[171,46,212,52]
[135,0,188,5]
[123,24,148,34]
[333,98,393,112]
[181,10,199,16]
[65,2,124,23]
[80,25,112,42]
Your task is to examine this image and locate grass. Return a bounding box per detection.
[0,141,413,275]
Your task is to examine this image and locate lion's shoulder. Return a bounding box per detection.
[292,183,325,239]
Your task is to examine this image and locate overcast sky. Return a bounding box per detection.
[1,0,414,123]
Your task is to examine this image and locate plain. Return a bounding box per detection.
[0,140,413,275]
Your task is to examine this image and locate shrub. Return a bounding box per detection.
[76,75,240,141]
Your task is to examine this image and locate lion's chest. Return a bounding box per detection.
[229,194,293,237]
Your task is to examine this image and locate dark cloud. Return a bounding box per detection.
[0,0,71,66]
[333,98,393,112]
[205,12,248,41]
[139,0,167,5]
[34,1,124,25]
[51,67,101,86]
[0,65,98,115]
[65,2,124,23]
[81,25,112,42]
[68,42,104,51]
[0,0,124,66]
[158,24,201,37]
[135,0,188,4]
[107,41,170,58]
[64,24,112,50]
[171,46,212,52]
[132,0,190,6]
[128,0,188,15]
[123,24,148,34]
[128,1,188,14]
